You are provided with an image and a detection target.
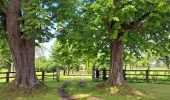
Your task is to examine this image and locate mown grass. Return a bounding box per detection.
[128,83,170,100]
[0,77,66,100]
[66,77,140,100]
[0,76,170,100]
[66,76,170,100]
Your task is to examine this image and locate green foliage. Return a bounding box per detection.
[35,55,56,71]
[35,44,56,71]
[21,0,54,43]
[1,0,81,44]
[54,0,170,68]
[0,33,12,69]
[0,0,83,69]
[0,0,169,70]
[51,40,81,69]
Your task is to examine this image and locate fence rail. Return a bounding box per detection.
[1,69,170,83]
[0,71,60,83]
[92,68,170,83]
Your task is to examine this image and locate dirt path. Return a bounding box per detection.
[58,72,86,100]
[58,81,72,100]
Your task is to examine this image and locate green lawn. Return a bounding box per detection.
[66,77,170,100]
[128,83,170,100]
[0,76,170,100]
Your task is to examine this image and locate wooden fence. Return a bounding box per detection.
[92,68,170,83]
[1,69,170,83]
[0,71,59,83]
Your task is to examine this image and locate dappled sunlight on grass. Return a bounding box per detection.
[71,93,90,99]
[128,83,170,100]
[108,85,144,96]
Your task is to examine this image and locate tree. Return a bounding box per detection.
[35,44,56,71]
[51,40,79,75]
[56,0,170,86]
[0,0,43,88]
[0,0,79,88]
[86,0,170,86]
[35,55,56,71]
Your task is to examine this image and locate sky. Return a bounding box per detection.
[36,28,57,58]
[42,38,56,58]
[42,27,57,58]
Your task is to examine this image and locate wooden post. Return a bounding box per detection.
[123,69,126,80]
[56,66,60,82]
[146,70,149,83]
[102,68,107,80]
[92,66,95,81]
[42,71,45,82]
[96,68,99,79]
[6,72,9,83]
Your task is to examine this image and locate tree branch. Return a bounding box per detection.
[0,0,7,14]
[123,3,155,30]
[131,11,150,25]
[43,0,50,3]
[122,11,151,30]
[129,4,155,28]
[104,17,116,34]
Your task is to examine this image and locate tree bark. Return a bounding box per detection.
[106,39,124,86]
[6,0,41,88]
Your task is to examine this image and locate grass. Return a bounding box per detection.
[128,83,170,100]
[66,77,170,100]
[66,77,139,100]
[0,76,170,100]
[0,77,65,100]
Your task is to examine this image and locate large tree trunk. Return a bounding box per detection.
[6,0,41,88]
[106,39,124,86]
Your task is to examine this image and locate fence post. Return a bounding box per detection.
[6,72,9,83]
[123,69,126,80]
[92,66,95,81]
[96,68,99,80]
[102,68,107,80]
[146,70,149,83]
[42,71,45,82]
[56,66,60,82]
